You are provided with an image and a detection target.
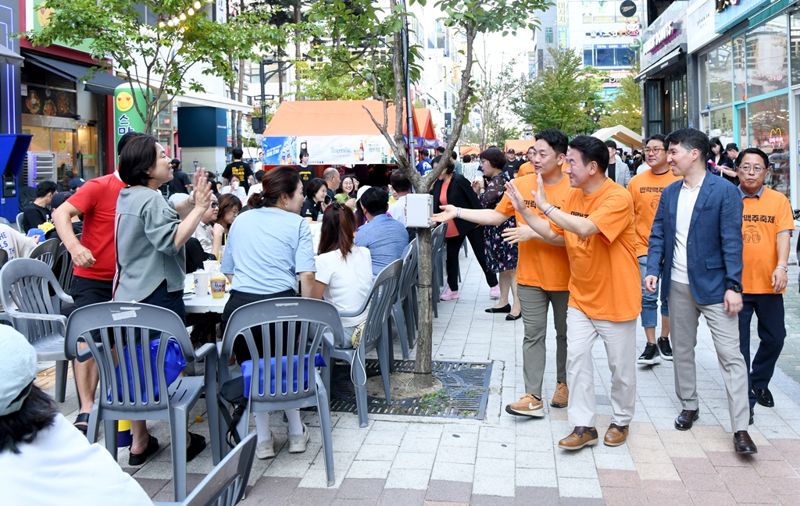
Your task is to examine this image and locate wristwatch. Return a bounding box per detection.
[729,283,743,293]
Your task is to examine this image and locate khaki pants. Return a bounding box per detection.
[517,285,569,396]
[669,281,750,432]
[566,307,637,428]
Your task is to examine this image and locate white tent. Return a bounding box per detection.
[592,125,643,150]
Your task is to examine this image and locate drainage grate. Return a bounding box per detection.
[329,359,492,420]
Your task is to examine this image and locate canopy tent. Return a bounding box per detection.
[592,125,643,150]
[504,139,535,154]
[460,145,480,157]
[262,100,422,165]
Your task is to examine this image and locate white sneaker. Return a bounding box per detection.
[255,432,275,459]
[288,424,310,453]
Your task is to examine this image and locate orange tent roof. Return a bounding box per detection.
[504,139,535,154]
[264,100,420,137]
[460,145,480,156]
[414,108,438,140]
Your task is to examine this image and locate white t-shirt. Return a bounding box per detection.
[315,246,373,328]
[221,185,247,205]
[192,221,214,254]
[671,175,705,284]
[388,195,409,226]
[0,224,38,259]
[0,414,153,505]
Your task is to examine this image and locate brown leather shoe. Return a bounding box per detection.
[551,382,569,408]
[733,431,757,455]
[558,426,598,451]
[603,423,629,447]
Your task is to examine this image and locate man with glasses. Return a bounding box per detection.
[645,128,755,454]
[735,148,793,421]
[628,134,681,365]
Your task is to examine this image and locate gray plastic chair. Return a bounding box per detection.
[0,257,72,402]
[64,302,221,501]
[53,240,75,294]
[219,298,336,486]
[0,249,8,269]
[155,433,257,506]
[323,259,402,428]
[28,237,60,268]
[390,239,418,359]
[15,212,24,232]
[430,224,446,318]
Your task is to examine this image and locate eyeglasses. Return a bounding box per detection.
[644,147,665,154]
[739,165,766,174]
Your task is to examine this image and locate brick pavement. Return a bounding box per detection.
[47,247,800,505]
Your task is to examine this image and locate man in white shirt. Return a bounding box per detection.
[192,193,218,255]
[388,170,412,226]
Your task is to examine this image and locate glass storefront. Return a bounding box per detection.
[746,16,788,98]
[748,95,790,198]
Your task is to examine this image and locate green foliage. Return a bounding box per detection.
[474,62,523,149]
[295,59,372,100]
[515,48,604,136]
[599,73,642,133]
[28,0,284,132]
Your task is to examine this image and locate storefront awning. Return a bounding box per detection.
[635,47,683,82]
[25,54,125,95]
[0,45,23,66]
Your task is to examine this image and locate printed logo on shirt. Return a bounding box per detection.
[743,224,761,244]
[570,211,589,218]
[742,214,775,224]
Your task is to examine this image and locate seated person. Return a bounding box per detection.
[355,187,410,276]
[301,178,328,221]
[0,327,152,505]
[311,203,373,338]
[334,175,357,205]
[192,193,219,255]
[0,223,39,259]
[388,170,412,226]
[220,175,247,206]
[21,181,57,234]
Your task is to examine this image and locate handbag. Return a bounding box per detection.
[240,353,326,397]
[112,337,187,403]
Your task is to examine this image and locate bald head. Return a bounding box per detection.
[323,167,341,190]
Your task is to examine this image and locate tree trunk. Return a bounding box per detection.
[413,226,433,376]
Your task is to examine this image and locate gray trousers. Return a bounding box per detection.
[518,285,569,396]
[669,281,751,432]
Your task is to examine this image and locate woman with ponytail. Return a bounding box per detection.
[220,166,315,460]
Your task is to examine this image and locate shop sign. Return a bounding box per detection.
[262,135,394,166]
[640,1,687,69]
[585,23,641,38]
[687,0,719,53]
[620,0,637,18]
[715,0,772,33]
[114,84,147,158]
[22,84,76,118]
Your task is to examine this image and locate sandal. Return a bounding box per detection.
[128,435,160,466]
[73,412,90,435]
[186,432,206,462]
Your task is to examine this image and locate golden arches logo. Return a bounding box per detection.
[769,128,784,147]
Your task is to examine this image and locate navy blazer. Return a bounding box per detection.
[646,171,743,305]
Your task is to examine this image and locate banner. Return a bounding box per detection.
[261,135,396,165]
[113,84,148,158]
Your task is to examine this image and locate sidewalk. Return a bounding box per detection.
[50,251,800,505]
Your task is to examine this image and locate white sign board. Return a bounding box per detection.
[687,0,718,53]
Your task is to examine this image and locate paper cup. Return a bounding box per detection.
[203,260,219,272]
[194,271,210,295]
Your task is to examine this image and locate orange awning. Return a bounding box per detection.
[414,108,438,141]
[460,145,480,156]
[504,139,535,154]
[264,100,420,137]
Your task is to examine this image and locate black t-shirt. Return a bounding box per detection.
[503,159,522,179]
[168,169,192,195]
[21,204,50,232]
[222,161,254,192]
[300,197,322,221]
[297,165,313,187]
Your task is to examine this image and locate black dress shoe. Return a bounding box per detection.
[733,430,758,454]
[674,409,699,431]
[753,387,774,408]
[485,304,511,314]
[505,312,522,321]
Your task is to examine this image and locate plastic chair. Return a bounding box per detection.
[0,249,8,270]
[53,240,75,294]
[323,259,402,428]
[430,224,446,318]
[28,237,60,268]
[15,212,24,232]
[218,298,337,486]
[0,258,72,402]
[64,302,221,501]
[154,433,257,506]
[390,239,418,359]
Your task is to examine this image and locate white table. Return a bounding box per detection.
[183,291,228,314]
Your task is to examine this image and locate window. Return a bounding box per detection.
[669,74,688,132]
[545,27,554,44]
[596,47,614,67]
[584,46,634,68]
[746,16,788,98]
[748,95,790,197]
[790,11,800,85]
[708,107,734,142]
[645,81,663,135]
[705,42,733,107]
[733,36,746,101]
[584,48,593,66]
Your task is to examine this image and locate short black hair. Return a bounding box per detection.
[170,158,181,169]
[35,181,57,198]
[736,147,769,169]
[232,147,243,159]
[118,134,158,187]
[479,147,507,170]
[420,149,429,157]
[569,135,609,172]
[0,384,56,454]
[359,187,389,216]
[390,170,411,193]
[436,146,445,154]
[305,177,327,198]
[645,133,667,149]
[300,149,309,158]
[254,170,265,184]
[709,136,723,149]
[117,131,144,154]
[726,143,739,152]
[51,191,73,209]
[665,128,710,160]
[604,139,617,150]
[534,129,569,155]
[462,154,472,163]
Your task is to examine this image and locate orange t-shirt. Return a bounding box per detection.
[627,169,681,257]
[551,178,640,322]
[495,174,571,291]
[741,187,794,294]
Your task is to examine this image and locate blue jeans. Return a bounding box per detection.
[639,256,668,329]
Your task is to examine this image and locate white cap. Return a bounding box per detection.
[356,185,372,202]
[0,327,37,416]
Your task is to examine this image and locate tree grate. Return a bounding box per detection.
[329,359,492,420]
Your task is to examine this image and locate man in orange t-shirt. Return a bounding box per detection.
[506,135,640,451]
[627,134,681,365]
[516,145,536,177]
[735,148,793,416]
[433,129,572,417]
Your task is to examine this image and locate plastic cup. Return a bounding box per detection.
[194,271,210,295]
[210,274,226,299]
[203,260,219,272]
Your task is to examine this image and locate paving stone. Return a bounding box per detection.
[238,476,300,506]
[336,478,386,500]
[557,478,602,499]
[385,468,431,490]
[135,478,169,498]
[424,480,472,503]
[347,460,392,480]
[377,488,427,505]
[596,469,641,488]
[601,486,648,506]
[430,461,474,483]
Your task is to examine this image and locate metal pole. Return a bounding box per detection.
[260,57,267,129]
[401,0,415,169]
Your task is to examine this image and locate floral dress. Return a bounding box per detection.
[480,172,518,273]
